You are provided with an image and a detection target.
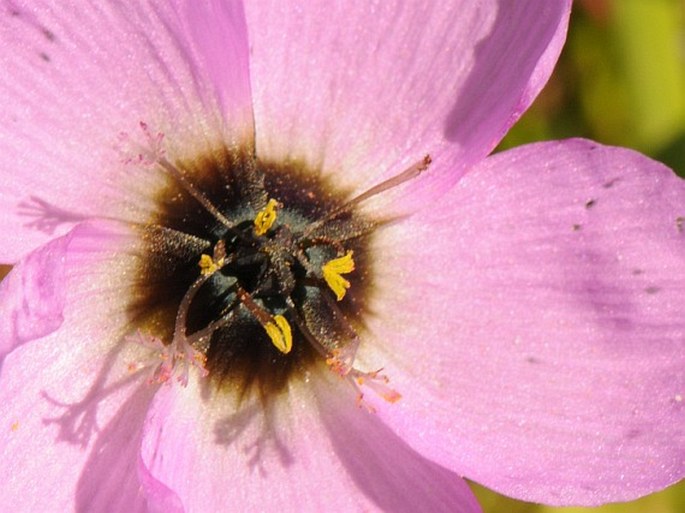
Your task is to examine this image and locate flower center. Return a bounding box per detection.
[123,125,428,405]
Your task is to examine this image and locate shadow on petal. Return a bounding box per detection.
[444,2,568,146]
[19,195,87,235]
[316,379,482,513]
[75,382,157,513]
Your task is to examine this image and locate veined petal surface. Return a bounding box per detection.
[140,369,482,513]
[0,0,252,261]
[362,139,685,505]
[245,0,571,210]
[0,220,161,511]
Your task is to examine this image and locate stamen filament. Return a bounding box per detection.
[284,297,331,359]
[127,330,208,387]
[188,302,236,351]
[304,155,431,236]
[156,157,234,229]
[339,368,402,413]
[175,274,211,338]
[351,368,401,403]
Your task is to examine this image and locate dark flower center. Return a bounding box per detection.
[128,147,375,400]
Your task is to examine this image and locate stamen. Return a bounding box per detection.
[325,345,360,377]
[284,297,332,359]
[184,298,238,352]
[254,198,280,236]
[117,121,165,167]
[322,250,355,301]
[237,287,293,354]
[126,140,407,407]
[304,155,431,236]
[199,254,219,276]
[288,293,361,375]
[198,242,226,276]
[126,330,208,387]
[120,121,234,230]
[158,241,230,360]
[317,318,400,408]
[156,156,234,230]
[175,270,213,337]
[343,155,431,209]
[263,315,293,354]
[326,352,402,411]
[350,368,401,404]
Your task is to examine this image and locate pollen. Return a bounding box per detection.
[263,315,293,354]
[254,198,279,236]
[198,253,222,276]
[322,250,355,301]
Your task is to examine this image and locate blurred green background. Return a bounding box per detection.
[484,0,685,511]
[0,0,683,511]
[499,0,685,176]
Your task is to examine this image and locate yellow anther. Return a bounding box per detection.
[254,198,279,236]
[264,314,293,354]
[198,253,223,276]
[322,250,355,301]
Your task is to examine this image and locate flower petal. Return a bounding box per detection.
[0,231,69,363]
[0,0,252,261]
[245,0,571,209]
[362,139,685,505]
[0,219,158,511]
[140,369,481,513]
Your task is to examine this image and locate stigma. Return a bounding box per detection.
[123,123,430,406]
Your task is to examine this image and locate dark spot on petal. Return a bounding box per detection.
[632,268,644,275]
[39,52,50,62]
[572,223,582,231]
[676,217,684,233]
[525,356,541,364]
[602,178,620,189]
[625,428,641,440]
[41,26,55,42]
[645,286,660,294]
[585,199,596,209]
[610,317,633,330]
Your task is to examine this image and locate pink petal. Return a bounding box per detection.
[0,0,252,261]
[361,139,685,505]
[0,231,69,361]
[245,0,571,210]
[0,220,158,511]
[140,369,481,513]
[138,455,184,513]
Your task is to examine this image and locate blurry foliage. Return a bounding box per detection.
[487,0,685,510]
[499,0,685,177]
[474,479,685,513]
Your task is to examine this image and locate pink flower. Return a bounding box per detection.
[1,1,683,512]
